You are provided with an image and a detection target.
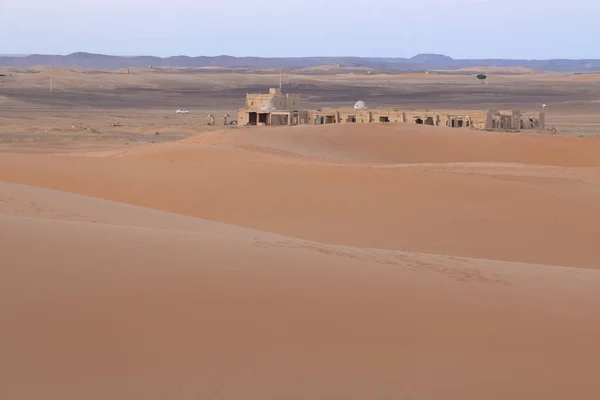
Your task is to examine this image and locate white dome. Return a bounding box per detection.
[354,100,367,110]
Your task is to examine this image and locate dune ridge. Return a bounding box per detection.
[2,124,600,268]
[180,124,600,166]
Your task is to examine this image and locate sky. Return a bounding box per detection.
[1,0,599,59]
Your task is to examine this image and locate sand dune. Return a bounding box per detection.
[2,124,600,268]
[181,124,600,166]
[2,182,600,399]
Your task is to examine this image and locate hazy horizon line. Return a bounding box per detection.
[2,52,600,61]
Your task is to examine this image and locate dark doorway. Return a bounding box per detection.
[325,115,335,124]
[346,116,356,123]
[379,116,390,122]
[248,112,257,125]
[425,117,435,126]
[415,118,423,125]
[457,120,463,128]
[258,113,268,124]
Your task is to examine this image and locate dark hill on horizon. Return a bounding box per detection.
[1,52,600,73]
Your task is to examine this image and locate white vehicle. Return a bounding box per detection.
[176,109,190,114]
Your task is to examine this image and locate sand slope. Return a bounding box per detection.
[2,124,600,268]
[2,182,600,399]
[181,123,600,166]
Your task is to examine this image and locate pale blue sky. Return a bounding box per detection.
[1,0,598,59]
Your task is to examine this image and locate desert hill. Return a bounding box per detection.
[2,52,600,73]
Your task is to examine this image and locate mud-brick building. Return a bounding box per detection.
[237,88,545,131]
[237,88,301,126]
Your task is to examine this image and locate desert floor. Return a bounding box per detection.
[1,68,600,399]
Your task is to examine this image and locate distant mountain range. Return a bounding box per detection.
[1,52,600,73]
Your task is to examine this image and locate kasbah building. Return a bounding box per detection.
[237,87,546,131]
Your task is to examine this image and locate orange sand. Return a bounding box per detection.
[2,123,600,399]
[2,124,600,268]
